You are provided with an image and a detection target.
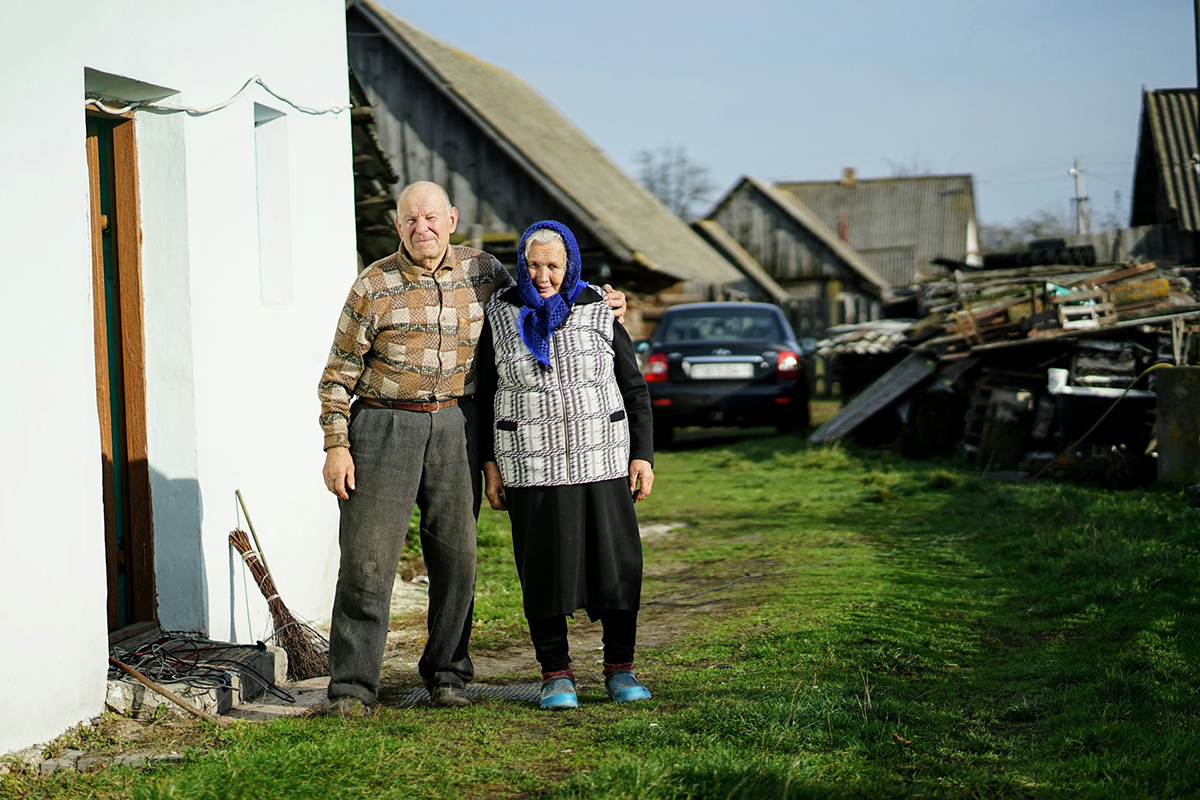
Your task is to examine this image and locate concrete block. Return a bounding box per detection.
[267,644,288,684]
[40,759,73,774]
[106,678,231,720]
[77,757,104,771]
[150,753,185,764]
[113,754,147,768]
[230,650,276,702]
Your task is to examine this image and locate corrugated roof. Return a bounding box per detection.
[774,174,976,286]
[351,0,742,286]
[1131,88,1199,232]
[691,220,791,303]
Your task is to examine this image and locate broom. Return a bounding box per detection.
[229,490,329,681]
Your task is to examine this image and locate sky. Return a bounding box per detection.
[381,0,1196,228]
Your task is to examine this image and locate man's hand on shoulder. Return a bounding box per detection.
[602,284,627,325]
[323,446,356,500]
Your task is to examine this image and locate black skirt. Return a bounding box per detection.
[505,477,643,619]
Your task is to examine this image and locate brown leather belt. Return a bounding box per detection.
[359,397,460,413]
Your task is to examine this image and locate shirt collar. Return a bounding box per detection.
[396,244,460,280]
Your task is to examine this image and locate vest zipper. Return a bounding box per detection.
[550,331,573,484]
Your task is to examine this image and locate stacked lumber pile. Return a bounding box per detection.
[812,259,1200,483]
[912,261,1197,352]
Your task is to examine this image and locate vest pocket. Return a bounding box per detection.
[497,420,519,431]
[608,410,626,422]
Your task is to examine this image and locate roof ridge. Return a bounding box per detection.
[354,0,741,284]
[776,173,974,186]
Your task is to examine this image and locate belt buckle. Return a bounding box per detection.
[429,399,441,414]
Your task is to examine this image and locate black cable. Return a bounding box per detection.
[108,636,295,704]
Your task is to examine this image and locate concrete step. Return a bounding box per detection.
[107,642,288,720]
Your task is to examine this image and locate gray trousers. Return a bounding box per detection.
[327,400,480,703]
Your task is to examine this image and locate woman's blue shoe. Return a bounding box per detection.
[540,677,578,710]
[605,671,652,703]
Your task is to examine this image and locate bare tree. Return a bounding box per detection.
[635,145,715,220]
[884,154,933,177]
[980,208,1072,252]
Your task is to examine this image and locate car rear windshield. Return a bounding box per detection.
[658,308,784,343]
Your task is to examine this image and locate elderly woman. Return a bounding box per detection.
[477,220,655,710]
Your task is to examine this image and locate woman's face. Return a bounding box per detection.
[526,240,567,298]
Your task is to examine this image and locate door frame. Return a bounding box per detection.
[86,109,156,633]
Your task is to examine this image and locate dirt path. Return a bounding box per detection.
[378,522,699,692]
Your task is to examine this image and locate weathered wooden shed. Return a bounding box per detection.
[776,170,981,287]
[345,0,756,334]
[1130,88,1199,262]
[705,176,889,336]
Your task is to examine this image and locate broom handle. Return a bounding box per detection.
[235,490,274,583]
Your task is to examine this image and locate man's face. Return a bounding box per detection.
[526,240,567,298]
[395,185,458,266]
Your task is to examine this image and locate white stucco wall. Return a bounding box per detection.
[0,1,353,755]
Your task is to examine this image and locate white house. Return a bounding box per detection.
[0,1,355,754]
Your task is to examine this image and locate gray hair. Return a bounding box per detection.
[523,228,565,260]
[395,181,452,214]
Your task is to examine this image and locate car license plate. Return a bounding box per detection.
[690,362,754,380]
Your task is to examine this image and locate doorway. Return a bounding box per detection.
[85,112,156,634]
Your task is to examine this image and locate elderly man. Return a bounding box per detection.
[317,182,623,714]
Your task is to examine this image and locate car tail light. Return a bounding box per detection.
[643,352,669,383]
[776,350,800,380]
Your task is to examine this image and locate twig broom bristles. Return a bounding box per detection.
[229,490,329,681]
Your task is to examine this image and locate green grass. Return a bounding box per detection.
[6,433,1199,799]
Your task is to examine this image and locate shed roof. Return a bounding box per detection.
[774,173,977,286]
[349,0,742,286]
[1131,88,1200,232]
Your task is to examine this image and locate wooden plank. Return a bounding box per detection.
[112,117,156,627]
[1109,277,1170,307]
[809,352,936,443]
[1064,261,1156,288]
[86,119,120,632]
[971,308,1200,352]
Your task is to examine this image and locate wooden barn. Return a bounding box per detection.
[775,169,981,287]
[1129,88,1200,262]
[704,176,889,337]
[345,0,765,336]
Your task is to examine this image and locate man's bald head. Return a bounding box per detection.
[396,181,452,216]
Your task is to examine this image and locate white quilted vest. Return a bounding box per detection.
[487,298,631,488]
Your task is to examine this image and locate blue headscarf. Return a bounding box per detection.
[515,220,586,367]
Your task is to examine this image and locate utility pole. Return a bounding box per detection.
[1070,159,1091,235]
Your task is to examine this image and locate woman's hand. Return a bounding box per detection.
[483,461,507,511]
[629,459,654,502]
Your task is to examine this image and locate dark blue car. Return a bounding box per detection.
[640,302,810,444]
